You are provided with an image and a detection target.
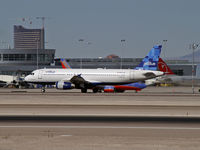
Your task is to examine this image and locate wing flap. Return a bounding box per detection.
[70,74,93,88]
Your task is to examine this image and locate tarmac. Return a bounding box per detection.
[0,86,199,118]
[0,86,200,150]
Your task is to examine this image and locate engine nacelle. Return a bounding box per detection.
[104,86,115,93]
[56,81,74,90]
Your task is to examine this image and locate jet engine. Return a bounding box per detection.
[56,81,74,90]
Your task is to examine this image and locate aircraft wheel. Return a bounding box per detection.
[41,88,46,93]
[81,88,87,93]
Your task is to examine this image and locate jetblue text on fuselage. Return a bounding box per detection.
[143,61,156,66]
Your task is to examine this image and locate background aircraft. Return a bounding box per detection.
[157,58,200,87]
[0,75,29,88]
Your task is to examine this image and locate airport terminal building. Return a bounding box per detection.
[0,25,55,76]
[0,48,55,75]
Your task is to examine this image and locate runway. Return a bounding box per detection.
[0,86,199,117]
[0,120,200,150]
[0,86,200,149]
[0,104,200,118]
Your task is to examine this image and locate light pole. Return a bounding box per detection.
[78,39,91,69]
[36,38,40,69]
[191,43,199,94]
[78,39,84,69]
[120,39,126,69]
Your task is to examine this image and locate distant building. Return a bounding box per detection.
[0,25,55,76]
[14,25,45,50]
[106,54,119,59]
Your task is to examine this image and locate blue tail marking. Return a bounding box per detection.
[135,45,162,71]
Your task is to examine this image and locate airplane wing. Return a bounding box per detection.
[70,74,93,89]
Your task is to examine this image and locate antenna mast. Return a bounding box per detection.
[36,17,48,29]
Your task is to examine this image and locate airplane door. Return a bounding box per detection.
[38,70,43,79]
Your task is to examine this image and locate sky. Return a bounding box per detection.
[0,0,200,58]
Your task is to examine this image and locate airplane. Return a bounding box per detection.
[0,75,30,88]
[59,47,169,92]
[24,45,164,93]
[157,58,200,87]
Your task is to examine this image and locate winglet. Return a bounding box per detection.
[135,45,162,71]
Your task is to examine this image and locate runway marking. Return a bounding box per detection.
[0,126,200,130]
[60,135,72,137]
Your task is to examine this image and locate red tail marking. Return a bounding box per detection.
[60,61,67,69]
[158,58,174,75]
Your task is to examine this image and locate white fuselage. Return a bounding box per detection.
[25,68,164,85]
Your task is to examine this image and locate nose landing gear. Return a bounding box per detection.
[41,85,46,93]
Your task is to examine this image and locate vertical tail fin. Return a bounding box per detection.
[60,58,72,69]
[158,58,174,75]
[135,45,162,71]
